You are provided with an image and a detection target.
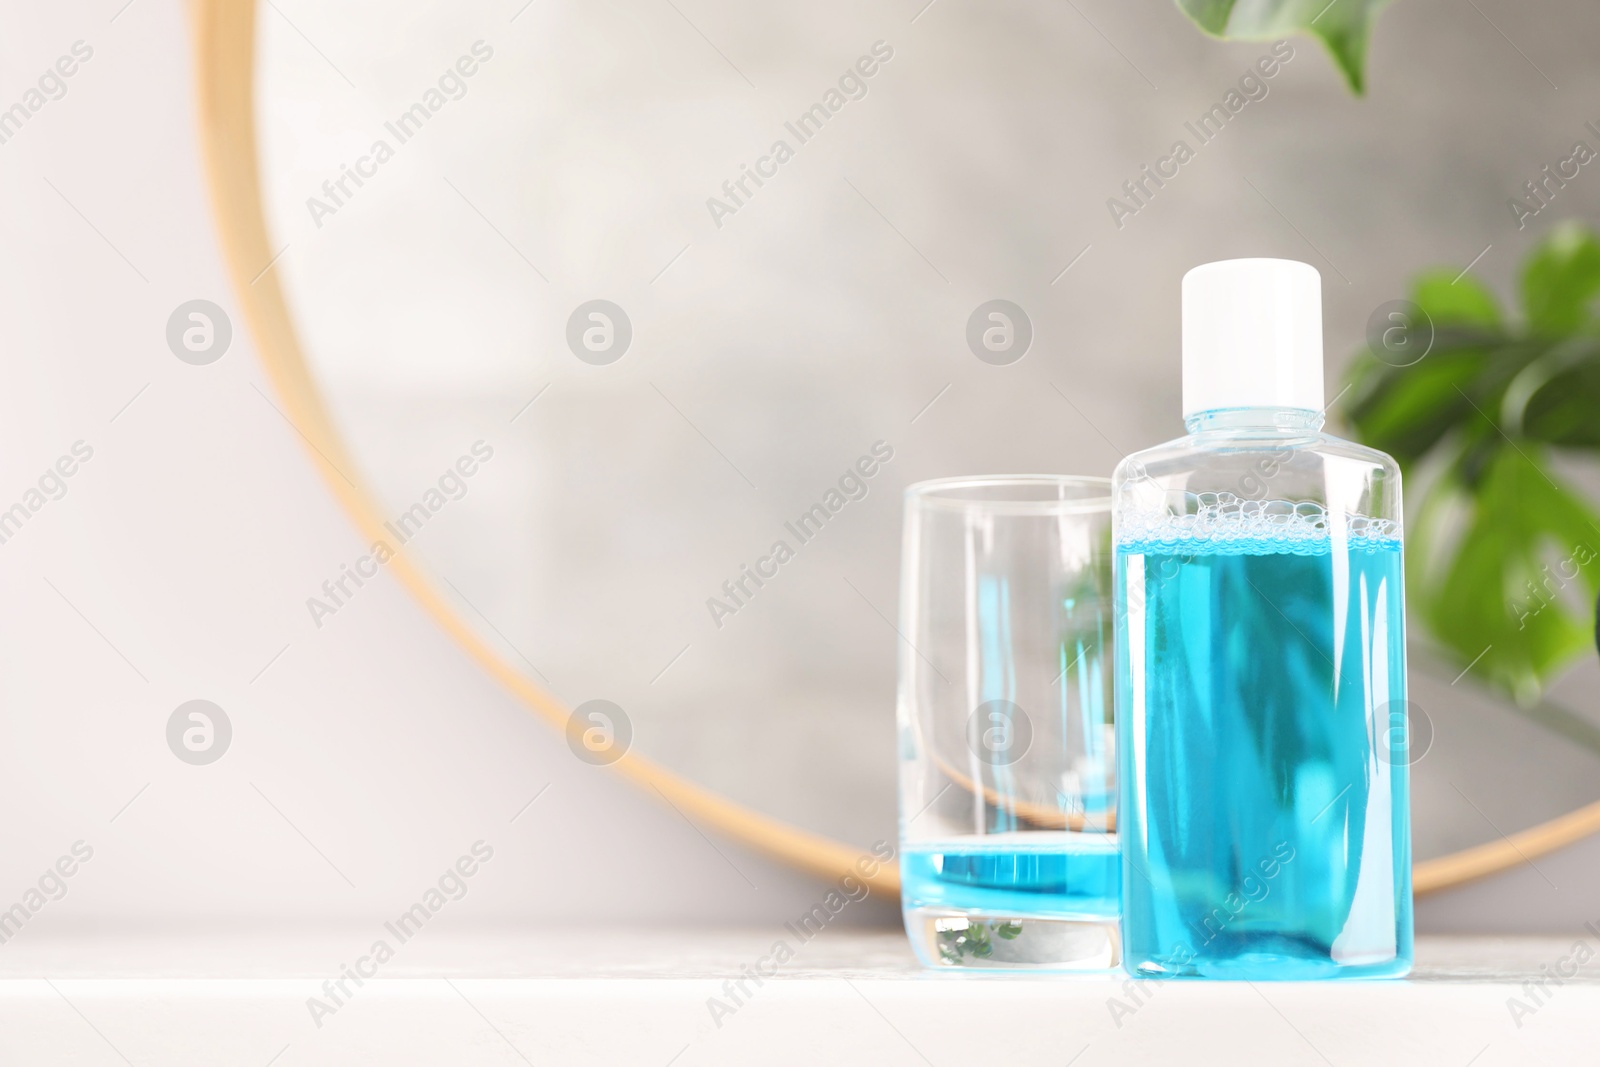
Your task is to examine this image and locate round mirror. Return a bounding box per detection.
[195,0,1600,891]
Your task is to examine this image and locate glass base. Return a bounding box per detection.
[1125,945,1412,980]
[903,908,1120,972]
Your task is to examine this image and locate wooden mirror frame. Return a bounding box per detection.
[186,0,1600,898]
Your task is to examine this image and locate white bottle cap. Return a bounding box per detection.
[1182,258,1324,418]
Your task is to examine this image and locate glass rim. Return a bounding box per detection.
[904,474,1112,514]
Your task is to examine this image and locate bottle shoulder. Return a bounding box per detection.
[1113,428,1403,526]
[1115,430,1400,482]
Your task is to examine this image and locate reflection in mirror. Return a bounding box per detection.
[251,0,1600,877]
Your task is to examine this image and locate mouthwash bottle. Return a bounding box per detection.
[1114,259,1412,979]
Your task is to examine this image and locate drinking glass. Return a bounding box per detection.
[897,475,1118,970]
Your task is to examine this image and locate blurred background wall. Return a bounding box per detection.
[2,0,1600,938]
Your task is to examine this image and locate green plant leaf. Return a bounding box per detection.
[1502,336,1600,448]
[1521,222,1600,335]
[1343,222,1600,700]
[1411,269,1501,328]
[1174,0,1392,94]
[1343,270,1505,466]
[1345,347,1489,468]
[1414,448,1600,704]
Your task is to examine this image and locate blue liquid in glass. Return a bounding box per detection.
[1115,535,1412,979]
[901,834,1120,920]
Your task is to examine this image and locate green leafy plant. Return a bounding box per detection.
[935,920,1023,964]
[1344,222,1600,704]
[1175,0,1393,94]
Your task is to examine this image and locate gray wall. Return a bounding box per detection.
[0,0,1596,939]
[264,0,1600,929]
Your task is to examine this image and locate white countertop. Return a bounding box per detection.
[0,929,1590,1065]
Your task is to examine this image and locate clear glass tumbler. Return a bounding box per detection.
[897,476,1119,970]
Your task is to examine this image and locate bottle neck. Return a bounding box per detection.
[1183,406,1324,434]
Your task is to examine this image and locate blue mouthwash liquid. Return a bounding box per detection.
[900,833,1120,921]
[1115,531,1412,979]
